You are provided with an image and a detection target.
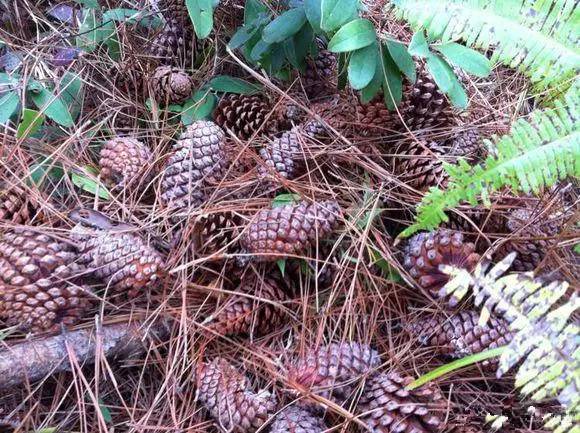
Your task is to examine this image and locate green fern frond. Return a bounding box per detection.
[440,254,580,431]
[400,85,580,238]
[391,0,580,96]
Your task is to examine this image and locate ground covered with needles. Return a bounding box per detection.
[0,1,577,432]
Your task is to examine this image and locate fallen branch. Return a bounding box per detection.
[0,319,171,391]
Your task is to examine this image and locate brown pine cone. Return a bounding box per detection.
[240,200,342,262]
[214,94,273,139]
[0,187,41,224]
[403,229,480,299]
[99,137,154,190]
[150,17,198,66]
[392,141,453,192]
[448,128,482,161]
[493,207,565,271]
[150,65,192,104]
[258,128,304,180]
[196,358,277,433]
[191,211,243,254]
[0,229,93,333]
[157,0,189,26]
[206,275,290,336]
[285,342,381,404]
[160,120,228,212]
[358,371,446,433]
[302,47,337,100]
[69,209,166,298]
[406,310,513,362]
[269,405,328,433]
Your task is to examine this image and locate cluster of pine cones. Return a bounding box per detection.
[1,0,576,432]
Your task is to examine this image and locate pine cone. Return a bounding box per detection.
[269,405,328,433]
[358,371,446,433]
[285,342,381,404]
[214,94,273,139]
[191,211,243,254]
[448,128,482,161]
[406,310,513,362]
[157,0,189,25]
[150,65,192,104]
[240,200,342,262]
[258,128,304,180]
[207,275,290,336]
[302,48,337,100]
[355,97,393,136]
[160,120,228,212]
[69,209,166,298]
[99,137,154,189]
[196,358,277,432]
[0,229,93,333]
[403,229,480,299]
[494,207,564,271]
[392,141,452,192]
[150,20,195,65]
[0,187,41,224]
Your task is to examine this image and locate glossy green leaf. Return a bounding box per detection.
[272,193,300,207]
[244,0,268,24]
[435,42,491,77]
[304,0,322,32]
[360,59,383,103]
[186,0,215,39]
[446,80,469,109]
[182,90,217,124]
[328,19,376,53]
[16,108,44,139]
[229,23,260,49]
[425,53,454,93]
[321,0,358,32]
[208,75,261,94]
[249,39,272,61]
[348,44,378,90]
[262,8,306,44]
[408,30,429,58]
[72,169,110,200]
[29,87,74,127]
[381,49,403,110]
[76,9,99,51]
[386,39,415,82]
[0,91,19,123]
[58,71,83,121]
[408,347,505,390]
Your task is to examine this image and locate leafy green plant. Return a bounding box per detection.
[230,0,490,108]
[439,253,579,433]
[392,0,580,100]
[186,0,220,39]
[0,72,78,128]
[400,86,580,237]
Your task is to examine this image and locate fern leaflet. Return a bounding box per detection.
[391,0,580,97]
[440,254,579,432]
[400,86,580,238]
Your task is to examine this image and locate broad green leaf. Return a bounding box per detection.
[283,39,301,70]
[262,8,306,44]
[304,0,322,32]
[182,90,216,124]
[28,159,64,186]
[29,87,74,127]
[425,52,454,92]
[272,193,300,207]
[321,0,358,32]
[386,39,415,82]
[106,30,121,60]
[249,39,272,61]
[348,43,378,90]
[0,91,19,123]
[328,19,375,53]
[408,30,429,58]
[337,52,348,90]
[293,23,314,70]
[435,42,491,77]
[186,0,215,39]
[76,10,100,51]
[229,23,260,49]
[58,71,83,121]
[446,80,469,109]
[208,75,261,94]
[102,8,139,22]
[71,170,110,200]
[0,72,19,85]
[244,0,268,24]
[408,347,505,390]
[16,108,45,139]
[74,0,98,8]
[381,49,403,110]
[360,59,383,103]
